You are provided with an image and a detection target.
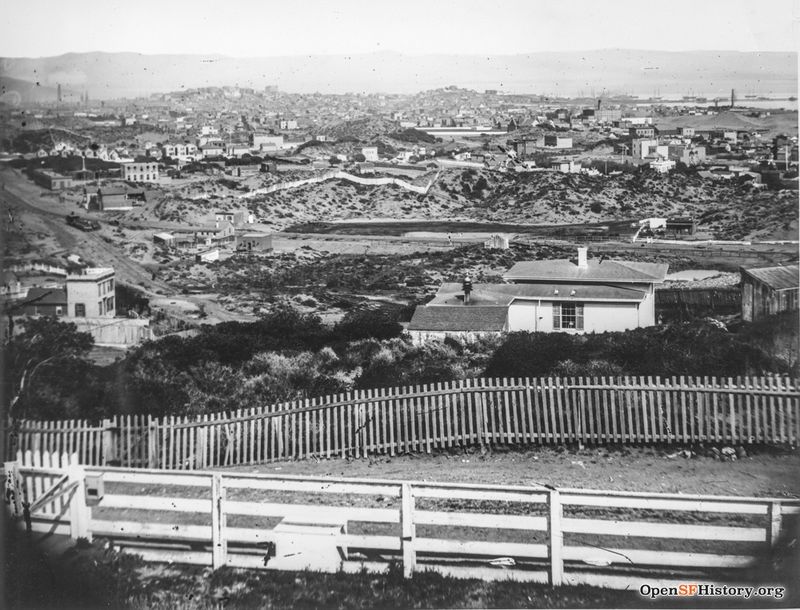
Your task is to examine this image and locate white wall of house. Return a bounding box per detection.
[507,299,648,333]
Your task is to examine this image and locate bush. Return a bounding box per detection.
[334,307,403,342]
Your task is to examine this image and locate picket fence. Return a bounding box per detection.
[8,376,799,469]
[4,456,800,589]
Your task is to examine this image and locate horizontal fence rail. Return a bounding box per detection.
[8,376,800,469]
[4,458,800,590]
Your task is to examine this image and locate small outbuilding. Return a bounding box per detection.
[740,264,799,322]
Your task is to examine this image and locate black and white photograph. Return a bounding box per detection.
[1,0,798,608]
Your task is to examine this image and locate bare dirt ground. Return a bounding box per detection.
[231,445,800,499]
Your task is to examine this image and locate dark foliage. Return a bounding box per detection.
[485,320,793,379]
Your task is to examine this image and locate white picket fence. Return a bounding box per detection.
[4,450,799,589]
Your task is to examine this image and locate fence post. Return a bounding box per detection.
[3,460,23,517]
[196,427,208,470]
[548,489,564,586]
[768,502,783,547]
[147,416,158,469]
[67,464,91,541]
[400,483,416,578]
[102,419,118,466]
[211,473,227,569]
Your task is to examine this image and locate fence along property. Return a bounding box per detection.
[9,376,800,469]
[4,455,799,589]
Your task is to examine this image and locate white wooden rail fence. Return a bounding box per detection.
[4,453,799,590]
[8,376,800,470]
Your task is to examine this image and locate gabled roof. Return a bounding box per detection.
[503,259,668,284]
[430,282,649,305]
[741,265,799,291]
[23,287,67,305]
[408,305,508,332]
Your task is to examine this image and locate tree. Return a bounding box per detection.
[3,318,94,445]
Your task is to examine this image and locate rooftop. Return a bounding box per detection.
[67,267,115,281]
[741,265,799,291]
[408,305,508,332]
[23,287,67,305]
[504,259,669,284]
[428,282,649,306]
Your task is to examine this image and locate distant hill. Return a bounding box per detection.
[0,75,60,104]
[0,50,796,99]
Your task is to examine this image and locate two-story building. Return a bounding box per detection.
[122,161,160,183]
[66,268,116,318]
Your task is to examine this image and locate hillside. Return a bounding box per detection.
[1,50,795,98]
[118,167,798,241]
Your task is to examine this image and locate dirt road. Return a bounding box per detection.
[2,168,255,323]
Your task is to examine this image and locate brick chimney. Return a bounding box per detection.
[577,247,588,269]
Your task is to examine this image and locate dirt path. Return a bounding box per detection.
[230,445,800,499]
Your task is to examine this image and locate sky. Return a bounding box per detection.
[0,0,798,58]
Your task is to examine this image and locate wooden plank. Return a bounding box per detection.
[224,477,401,496]
[755,377,763,443]
[401,483,415,577]
[100,471,212,486]
[412,487,547,503]
[211,473,226,569]
[92,519,211,540]
[502,377,513,444]
[561,494,770,514]
[99,495,211,513]
[542,378,553,444]
[387,386,396,456]
[479,378,490,447]
[777,377,786,443]
[414,511,548,530]
[549,489,563,586]
[743,377,752,444]
[769,376,777,443]
[562,518,766,542]
[380,386,388,454]
[443,381,453,448]
[554,377,566,444]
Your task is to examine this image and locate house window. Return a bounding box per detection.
[74,303,86,317]
[553,302,584,330]
[56,306,63,316]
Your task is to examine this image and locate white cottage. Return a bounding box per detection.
[408,248,668,343]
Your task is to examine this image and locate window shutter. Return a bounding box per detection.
[576,304,584,330]
[553,303,561,329]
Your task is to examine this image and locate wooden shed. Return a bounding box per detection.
[740,264,799,322]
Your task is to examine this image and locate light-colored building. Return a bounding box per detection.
[161,143,198,159]
[252,134,285,150]
[631,139,669,160]
[538,135,573,149]
[361,146,379,161]
[408,248,668,343]
[66,267,116,318]
[122,161,160,183]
